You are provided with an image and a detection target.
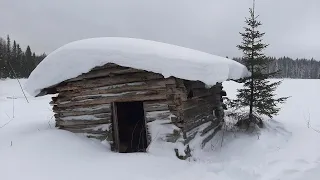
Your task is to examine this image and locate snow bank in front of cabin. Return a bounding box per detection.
[2,79,320,180]
[24,37,249,96]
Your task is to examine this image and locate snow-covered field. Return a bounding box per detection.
[1,79,320,180]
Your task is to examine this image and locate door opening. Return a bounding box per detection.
[113,101,147,153]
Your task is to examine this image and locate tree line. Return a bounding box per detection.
[0,35,46,79]
[0,34,319,79]
[233,56,320,79]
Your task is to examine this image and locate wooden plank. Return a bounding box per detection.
[183,115,216,132]
[58,78,175,98]
[143,100,169,105]
[54,108,111,118]
[175,78,186,88]
[112,102,120,152]
[55,113,111,120]
[181,83,224,134]
[191,88,212,98]
[55,91,167,108]
[53,104,110,112]
[183,103,214,121]
[182,96,215,110]
[165,85,187,107]
[57,72,164,91]
[185,83,221,100]
[183,80,206,90]
[145,111,172,122]
[66,67,144,82]
[144,101,169,112]
[55,89,167,103]
[56,119,111,126]
[59,127,110,135]
[57,123,110,130]
[91,63,121,70]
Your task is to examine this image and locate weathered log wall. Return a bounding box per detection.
[180,80,225,147]
[50,63,226,153]
[51,63,180,150]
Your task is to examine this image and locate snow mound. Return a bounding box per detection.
[2,79,320,179]
[25,37,249,96]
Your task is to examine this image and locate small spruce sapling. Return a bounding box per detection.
[230,1,289,128]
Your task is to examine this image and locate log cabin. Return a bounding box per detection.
[25,37,249,158]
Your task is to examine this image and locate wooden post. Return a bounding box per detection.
[111,102,120,152]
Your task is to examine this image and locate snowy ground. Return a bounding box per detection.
[1,79,320,180]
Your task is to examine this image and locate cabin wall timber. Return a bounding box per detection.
[50,63,226,154]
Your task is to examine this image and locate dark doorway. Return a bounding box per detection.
[113,101,147,153]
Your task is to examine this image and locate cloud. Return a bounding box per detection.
[0,0,319,59]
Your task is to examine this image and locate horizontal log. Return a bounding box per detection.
[144,101,169,112]
[57,72,164,91]
[174,78,186,88]
[56,89,167,103]
[183,80,206,90]
[166,84,187,95]
[54,108,111,118]
[55,113,111,120]
[182,96,216,110]
[143,100,169,105]
[59,123,111,130]
[58,78,176,98]
[66,67,144,82]
[54,101,173,116]
[55,89,167,104]
[56,119,111,126]
[183,114,216,132]
[57,123,109,129]
[166,85,187,108]
[55,93,167,108]
[59,127,111,135]
[90,63,121,70]
[191,88,212,98]
[53,104,110,112]
[183,103,214,121]
[185,84,222,100]
[145,111,172,122]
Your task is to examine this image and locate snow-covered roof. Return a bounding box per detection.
[25,37,250,97]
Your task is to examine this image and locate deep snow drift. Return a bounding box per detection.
[24,37,249,96]
[1,79,320,180]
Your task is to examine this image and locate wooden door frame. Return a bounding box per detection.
[111,102,120,152]
[142,103,150,149]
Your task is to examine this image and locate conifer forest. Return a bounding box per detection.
[0,35,319,79]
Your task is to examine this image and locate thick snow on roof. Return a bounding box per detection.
[25,37,250,96]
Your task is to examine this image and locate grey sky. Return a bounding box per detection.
[0,0,319,59]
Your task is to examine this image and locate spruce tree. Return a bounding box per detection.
[16,44,23,78]
[6,35,11,56]
[0,38,5,78]
[25,45,33,76]
[231,1,288,127]
[12,41,17,58]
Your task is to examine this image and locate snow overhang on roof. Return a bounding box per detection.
[24,37,250,97]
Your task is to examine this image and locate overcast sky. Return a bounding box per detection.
[0,0,319,59]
